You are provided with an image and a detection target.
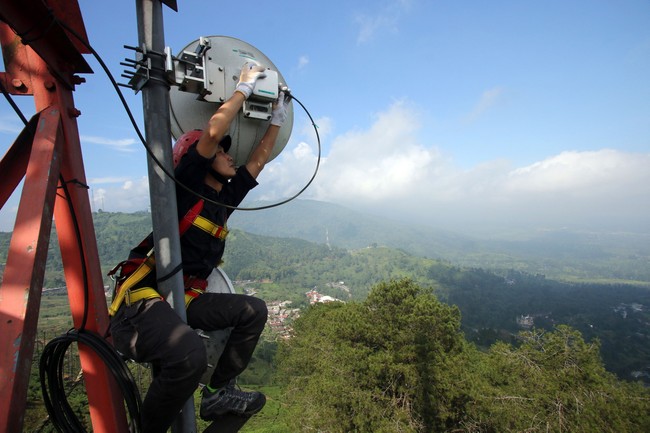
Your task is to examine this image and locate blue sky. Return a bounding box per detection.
[1,0,649,235]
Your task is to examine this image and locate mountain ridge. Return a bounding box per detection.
[2,199,647,285]
[229,199,650,284]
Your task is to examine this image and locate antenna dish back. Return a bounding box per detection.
[169,36,293,166]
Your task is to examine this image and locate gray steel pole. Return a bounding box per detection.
[134,1,196,432]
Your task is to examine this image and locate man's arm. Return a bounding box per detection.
[195,62,266,159]
[246,124,281,179]
[245,91,290,179]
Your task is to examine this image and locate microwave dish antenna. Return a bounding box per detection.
[168,36,293,166]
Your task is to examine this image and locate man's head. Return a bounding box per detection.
[172,129,231,160]
[172,130,235,184]
[209,136,236,182]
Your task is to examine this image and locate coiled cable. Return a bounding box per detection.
[39,329,142,433]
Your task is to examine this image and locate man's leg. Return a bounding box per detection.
[110,298,208,433]
[186,293,267,388]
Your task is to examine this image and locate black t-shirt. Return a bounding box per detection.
[127,145,258,282]
[174,146,258,278]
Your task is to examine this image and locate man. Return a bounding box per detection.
[109,62,289,433]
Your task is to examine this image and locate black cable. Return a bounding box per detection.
[40,329,143,433]
[55,14,321,212]
[0,79,29,124]
[57,175,91,331]
[50,177,144,432]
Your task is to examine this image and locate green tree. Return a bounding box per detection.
[461,325,650,432]
[275,279,650,433]
[277,278,465,432]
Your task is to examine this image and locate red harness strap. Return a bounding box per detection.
[183,275,209,304]
[110,198,233,311]
[179,199,205,235]
[109,200,207,279]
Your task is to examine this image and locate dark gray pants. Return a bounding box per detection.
[110,292,268,433]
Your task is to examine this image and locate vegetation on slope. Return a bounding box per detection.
[3,209,650,431]
[276,279,650,432]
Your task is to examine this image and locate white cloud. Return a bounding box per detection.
[492,150,650,230]
[255,100,650,233]
[506,150,639,194]
[255,100,433,202]
[89,176,131,185]
[301,116,332,142]
[312,101,433,201]
[0,118,21,134]
[255,141,320,202]
[91,177,150,212]
[354,1,412,44]
[0,176,151,230]
[356,14,394,45]
[81,135,137,153]
[5,101,646,235]
[297,55,309,69]
[463,87,505,123]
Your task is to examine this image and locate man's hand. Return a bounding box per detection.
[270,90,291,126]
[235,62,267,99]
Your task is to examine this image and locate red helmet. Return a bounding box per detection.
[172,129,203,167]
[172,130,232,167]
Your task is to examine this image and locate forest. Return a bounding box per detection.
[275,280,650,432]
[1,209,649,432]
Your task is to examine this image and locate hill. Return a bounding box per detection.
[2,200,648,285]
[231,199,650,284]
[1,204,649,383]
[220,233,650,382]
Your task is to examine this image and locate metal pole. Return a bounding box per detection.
[134,1,196,431]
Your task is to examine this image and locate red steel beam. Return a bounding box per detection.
[0,113,38,208]
[51,65,129,433]
[0,4,128,432]
[0,105,62,432]
[0,0,91,89]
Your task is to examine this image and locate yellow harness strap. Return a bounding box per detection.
[184,287,205,308]
[126,287,162,305]
[108,254,159,316]
[108,211,227,316]
[192,215,228,240]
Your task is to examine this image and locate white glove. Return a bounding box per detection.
[235,62,267,99]
[270,91,291,126]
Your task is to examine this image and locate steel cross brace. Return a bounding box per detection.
[0,14,129,433]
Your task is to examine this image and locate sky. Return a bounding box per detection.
[1,0,649,236]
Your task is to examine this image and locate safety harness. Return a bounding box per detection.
[107,199,228,316]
